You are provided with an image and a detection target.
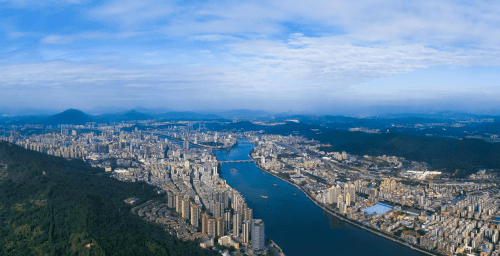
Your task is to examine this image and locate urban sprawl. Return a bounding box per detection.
[3,120,500,256]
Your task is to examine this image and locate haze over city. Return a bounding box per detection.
[1,0,500,114]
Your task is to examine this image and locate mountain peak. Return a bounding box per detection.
[43,109,95,125]
[62,108,84,114]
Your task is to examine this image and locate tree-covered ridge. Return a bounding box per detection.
[0,142,218,256]
[314,130,500,176]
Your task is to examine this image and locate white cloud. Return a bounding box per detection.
[40,32,138,45]
[2,0,500,111]
[223,34,499,89]
[41,35,76,45]
[275,0,500,48]
[88,0,175,28]
[156,0,500,49]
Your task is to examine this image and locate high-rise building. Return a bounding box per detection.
[216,217,224,237]
[61,128,69,136]
[182,198,190,219]
[167,192,175,208]
[175,193,183,213]
[244,208,253,222]
[252,219,265,251]
[233,211,241,237]
[202,213,209,234]
[214,201,222,218]
[241,220,250,244]
[206,200,213,213]
[232,193,239,211]
[223,191,229,206]
[327,185,340,204]
[190,203,200,227]
[207,218,216,237]
[224,210,232,231]
[350,183,356,204]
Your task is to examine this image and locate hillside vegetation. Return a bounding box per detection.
[314,130,500,176]
[0,142,217,256]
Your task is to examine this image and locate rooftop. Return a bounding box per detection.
[364,203,393,215]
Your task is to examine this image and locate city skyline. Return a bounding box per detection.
[5,116,500,256]
[2,0,500,113]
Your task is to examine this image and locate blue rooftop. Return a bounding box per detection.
[364,203,393,215]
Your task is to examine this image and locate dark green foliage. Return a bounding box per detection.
[0,142,218,256]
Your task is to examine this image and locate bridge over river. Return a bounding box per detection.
[219,160,254,164]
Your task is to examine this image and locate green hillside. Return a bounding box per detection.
[0,142,217,256]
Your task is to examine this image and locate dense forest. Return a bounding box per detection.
[0,142,218,256]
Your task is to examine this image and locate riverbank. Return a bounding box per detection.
[249,154,440,256]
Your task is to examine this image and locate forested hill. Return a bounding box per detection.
[314,130,500,176]
[0,142,217,256]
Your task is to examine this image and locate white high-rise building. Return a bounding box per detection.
[242,220,250,244]
[233,211,241,237]
[252,219,265,251]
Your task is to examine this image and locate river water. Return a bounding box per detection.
[214,139,426,256]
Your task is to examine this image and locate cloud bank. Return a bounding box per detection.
[1,0,499,112]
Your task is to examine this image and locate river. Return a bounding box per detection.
[214,139,426,256]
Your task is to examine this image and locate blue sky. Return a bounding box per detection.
[1,0,499,114]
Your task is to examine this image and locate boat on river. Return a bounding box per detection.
[273,183,278,187]
[231,168,237,172]
[293,193,297,196]
[261,195,269,199]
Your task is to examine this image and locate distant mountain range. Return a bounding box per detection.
[156,111,221,120]
[101,110,153,122]
[3,108,227,125]
[43,109,96,125]
[216,109,269,118]
[2,108,500,127]
[34,109,267,124]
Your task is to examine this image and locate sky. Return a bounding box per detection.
[1,0,500,114]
